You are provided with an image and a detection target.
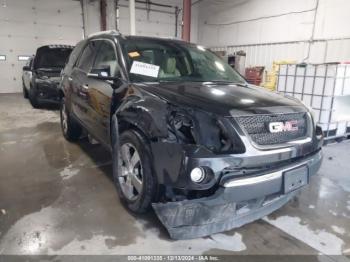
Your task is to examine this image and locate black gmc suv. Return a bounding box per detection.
[22,45,73,108]
[59,31,323,239]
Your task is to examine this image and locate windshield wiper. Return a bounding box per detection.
[234,82,249,87]
[207,80,247,85]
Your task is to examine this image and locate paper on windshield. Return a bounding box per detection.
[130,61,159,78]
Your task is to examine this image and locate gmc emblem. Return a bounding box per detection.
[269,120,298,133]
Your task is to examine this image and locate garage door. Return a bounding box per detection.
[0,0,83,93]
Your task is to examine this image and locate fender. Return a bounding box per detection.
[114,93,169,139]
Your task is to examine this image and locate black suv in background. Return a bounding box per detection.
[22,45,73,108]
[59,31,323,239]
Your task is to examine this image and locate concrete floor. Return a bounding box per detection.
[0,94,349,258]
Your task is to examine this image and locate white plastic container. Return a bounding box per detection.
[277,63,350,139]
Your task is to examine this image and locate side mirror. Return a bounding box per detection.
[88,67,121,82]
[23,66,30,71]
[91,67,110,76]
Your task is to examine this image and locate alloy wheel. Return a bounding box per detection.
[118,143,143,201]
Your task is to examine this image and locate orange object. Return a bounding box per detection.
[128,51,140,58]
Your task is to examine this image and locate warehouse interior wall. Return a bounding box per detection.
[6,0,350,93]
[196,0,350,69]
[82,0,100,36]
[106,0,116,31]
[82,0,116,34]
[117,0,182,37]
[0,0,83,93]
[191,1,199,43]
[0,0,185,94]
[82,0,183,38]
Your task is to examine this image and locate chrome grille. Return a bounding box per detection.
[235,113,308,145]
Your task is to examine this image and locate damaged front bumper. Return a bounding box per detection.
[152,149,322,239]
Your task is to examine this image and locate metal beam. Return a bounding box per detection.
[129,0,136,35]
[81,0,89,38]
[100,0,107,31]
[182,0,191,41]
[175,6,180,38]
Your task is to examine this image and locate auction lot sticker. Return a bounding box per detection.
[130,61,159,78]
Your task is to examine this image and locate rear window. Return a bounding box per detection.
[34,47,73,69]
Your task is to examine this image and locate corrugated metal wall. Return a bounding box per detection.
[199,0,350,68]
[212,42,307,69]
[211,39,350,71]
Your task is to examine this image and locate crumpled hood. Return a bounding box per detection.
[137,82,306,116]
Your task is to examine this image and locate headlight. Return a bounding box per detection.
[168,110,195,144]
[315,125,323,139]
[217,119,245,154]
[167,107,245,154]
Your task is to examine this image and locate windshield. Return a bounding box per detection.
[121,38,246,84]
[34,48,72,69]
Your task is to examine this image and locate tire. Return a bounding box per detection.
[28,86,39,108]
[22,82,28,99]
[60,97,82,141]
[112,128,156,214]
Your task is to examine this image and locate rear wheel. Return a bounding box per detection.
[60,97,82,141]
[28,86,39,108]
[113,129,156,213]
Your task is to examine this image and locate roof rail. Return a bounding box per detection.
[157,36,180,41]
[88,30,120,38]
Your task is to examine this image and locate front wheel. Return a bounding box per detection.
[28,86,39,108]
[113,129,156,213]
[60,98,82,141]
